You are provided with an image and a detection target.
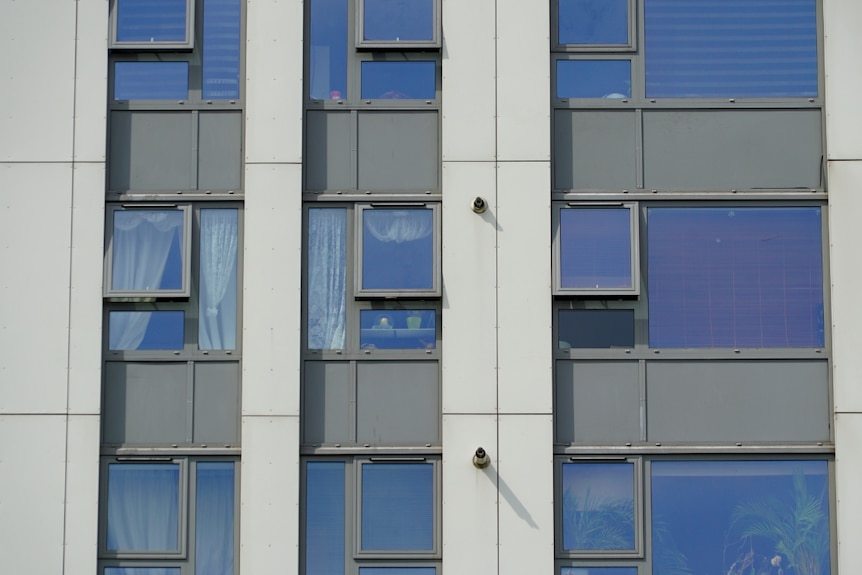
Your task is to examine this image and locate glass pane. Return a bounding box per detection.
[360,569,436,575]
[558,310,634,349]
[561,569,637,575]
[559,207,633,290]
[644,0,818,98]
[651,460,830,575]
[116,0,188,43]
[307,208,347,349]
[361,62,436,100]
[109,311,184,350]
[114,62,189,100]
[309,0,348,100]
[105,569,181,575]
[561,462,636,551]
[196,462,235,575]
[648,207,824,348]
[111,209,185,292]
[360,310,436,350]
[362,209,434,291]
[199,209,238,350]
[559,0,629,45]
[364,0,435,42]
[305,462,345,575]
[557,60,631,99]
[202,0,242,99]
[106,463,180,552]
[362,463,434,551]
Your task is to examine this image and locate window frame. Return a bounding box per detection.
[553,0,637,53]
[109,0,196,51]
[355,0,442,50]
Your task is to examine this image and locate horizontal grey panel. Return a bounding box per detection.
[357,111,439,191]
[306,110,355,191]
[197,112,243,191]
[554,110,638,190]
[193,362,240,445]
[303,361,352,445]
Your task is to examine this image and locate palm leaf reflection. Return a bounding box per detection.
[563,488,635,551]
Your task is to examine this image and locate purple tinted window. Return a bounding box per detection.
[309,0,348,100]
[362,208,434,292]
[559,207,634,291]
[116,0,188,43]
[361,61,436,100]
[364,0,434,42]
[559,0,630,45]
[114,62,189,100]
[557,60,631,99]
[561,462,636,551]
[202,0,241,99]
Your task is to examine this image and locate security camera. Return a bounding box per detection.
[473,446,490,468]
[471,197,488,214]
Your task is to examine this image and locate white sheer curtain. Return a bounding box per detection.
[199,209,238,350]
[109,311,154,350]
[364,209,432,243]
[307,208,347,349]
[194,463,235,575]
[106,464,180,552]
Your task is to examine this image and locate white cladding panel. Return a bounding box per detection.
[440,0,497,162]
[0,0,76,162]
[497,163,552,414]
[442,414,499,574]
[245,0,304,163]
[441,162,498,414]
[73,0,108,162]
[834,413,862,575]
[823,0,862,160]
[0,415,67,573]
[242,163,302,416]
[495,0,550,162]
[62,415,101,575]
[0,164,72,413]
[239,416,300,575]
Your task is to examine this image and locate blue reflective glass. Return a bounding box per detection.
[307,209,347,349]
[559,207,633,289]
[361,569,436,575]
[199,209,238,350]
[105,569,180,575]
[112,210,185,292]
[202,0,241,99]
[109,311,185,350]
[557,60,631,99]
[360,310,436,350]
[364,0,434,42]
[562,462,636,551]
[559,0,629,45]
[362,463,434,551]
[362,209,434,291]
[361,62,436,100]
[648,208,824,348]
[114,62,189,100]
[106,463,180,552]
[644,0,818,98]
[309,0,348,100]
[651,460,830,575]
[116,0,188,43]
[305,462,345,575]
[561,569,637,575]
[196,463,235,575]
[558,310,634,349]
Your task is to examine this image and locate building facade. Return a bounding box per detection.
[1,0,860,574]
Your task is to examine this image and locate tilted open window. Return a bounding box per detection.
[110,0,195,50]
[356,0,441,49]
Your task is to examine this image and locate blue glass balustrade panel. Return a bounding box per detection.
[199,209,238,350]
[362,209,434,291]
[360,310,436,350]
[305,462,346,575]
[106,463,181,552]
[116,0,188,43]
[202,0,242,99]
[561,462,636,551]
[361,62,436,100]
[558,310,634,349]
[307,208,347,349]
[644,0,818,98]
[309,0,348,100]
[361,569,436,575]
[364,0,435,42]
[109,311,185,350]
[114,62,189,100]
[111,209,185,292]
[557,60,631,99]
[651,460,831,575]
[561,569,637,575]
[559,0,630,45]
[195,463,235,575]
[559,207,633,289]
[648,207,824,348]
[361,463,434,551]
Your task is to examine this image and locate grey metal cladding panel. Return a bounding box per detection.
[193,362,240,444]
[306,111,355,191]
[303,361,352,444]
[555,360,640,444]
[198,112,242,191]
[554,110,638,190]
[646,360,830,443]
[103,362,188,445]
[356,361,440,445]
[642,110,822,190]
[109,111,195,191]
[357,111,439,191]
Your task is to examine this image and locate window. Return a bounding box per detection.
[356,0,441,49]
[110,0,195,50]
[99,458,237,574]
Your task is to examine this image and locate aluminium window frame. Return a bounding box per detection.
[552,0,637,53]
[109,0,196,51]
[355,0,442,50]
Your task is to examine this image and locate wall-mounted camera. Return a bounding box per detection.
[471,197,488,214]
